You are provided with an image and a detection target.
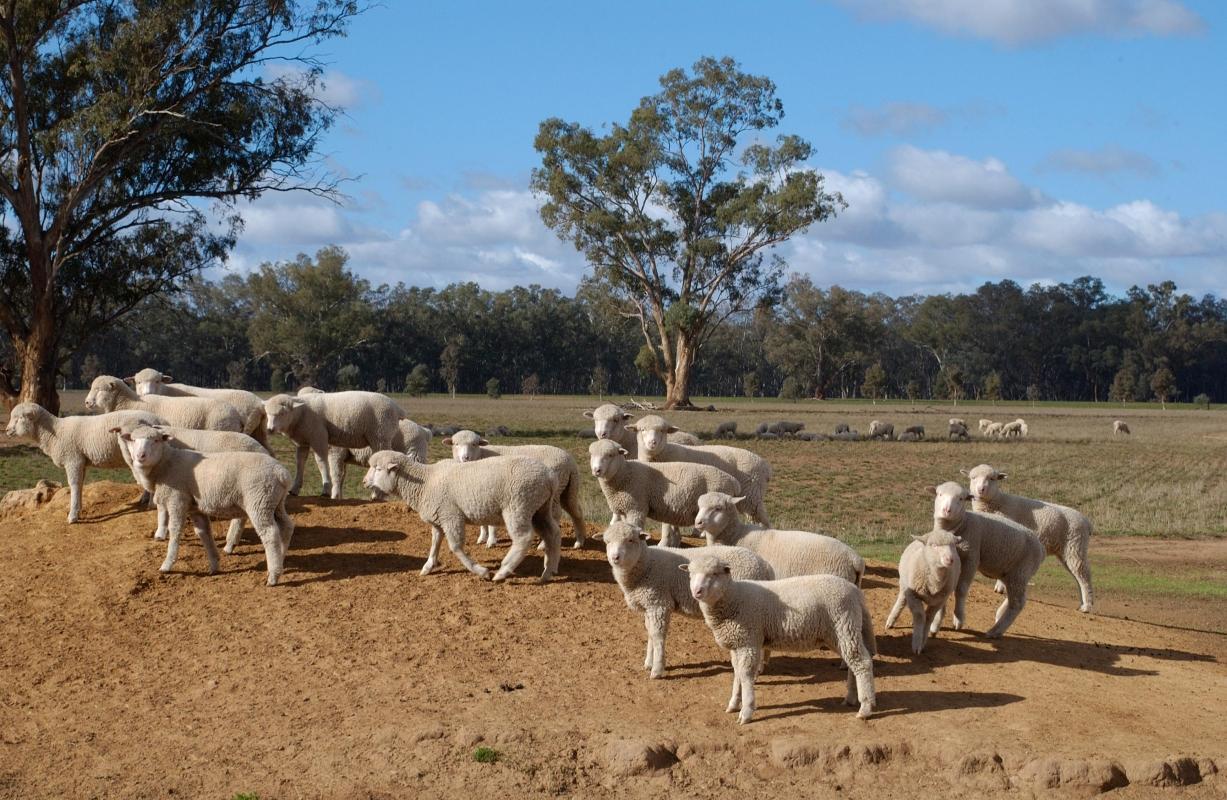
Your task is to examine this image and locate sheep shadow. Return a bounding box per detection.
[664,659,729,680]
[751,689,1024,723]
[285,524,406,549]
[280,550,425,586]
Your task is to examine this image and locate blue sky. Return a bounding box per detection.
[226,0,1227,299]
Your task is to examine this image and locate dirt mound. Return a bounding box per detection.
[0,482,1224,798]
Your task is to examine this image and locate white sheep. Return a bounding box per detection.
[588,440,741,547]
[263,391,407,498]
[630,414,773,539]
[930,481,1045,637]
[965,463,1094,613]
[978,418,994,433]
[131,368,271,451]
[984,422,1005,438]
[948,421,970,440]
[582,403,694,459]
[121,425,294,585]
[868,420,894,440]
[949,418,966,428]
[444,429,586,549]
[768,421,805,436]
[597,521,774,679]
[327,418,433,500]
[713,421,738,439]
[86,375,243,432]
[683,553,877,724]
[363,450,561,582]
[1113,420,1130,436]
[883,530,962,653]
[693,492,864,585]
[4,403,165,522]
[1001,419,1027,437]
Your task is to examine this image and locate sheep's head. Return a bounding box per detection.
[930,481,971,526]
[964,463,1005,501]
[914,529,963,568]
[627,414,676,456]
[363,450,411,494]
[4,403,42,439]
[693,492,745,540]
[85,376,128,411]
[680,553,733,604]
[596,521,650,570]
[121,425,171,470]
[263,394,305,434]
[588,439,627,479]
[131,368,171,396]
[444,430,487,463]
[584,403,632,441]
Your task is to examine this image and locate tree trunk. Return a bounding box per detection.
[663,335,696,409]
[7,330,61,414]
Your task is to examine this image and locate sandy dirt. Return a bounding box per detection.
[0,483,1224,799]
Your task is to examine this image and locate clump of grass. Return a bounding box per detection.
[473,746,499,764]
[231,793,260,800]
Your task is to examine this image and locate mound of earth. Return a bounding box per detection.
[0,482,1223,798]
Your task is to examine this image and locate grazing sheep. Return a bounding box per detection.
[903,424,925,439]
[486,425,512,437]
[868,420,894,440]
[683,554,877,724]
[326,418,433,500]
[984,422,1005,438]
[883,530,962,653]
[1001,419,1027,437]
[978,419,994,434]
[263,391,407,498]
[948,421,970,440]
[896,431,919,442]
[949,418,966,428]
[756,431,779,440]
[588,440,741,547]
[767,421,805,436]
[796,431,827,441]
[966,463,1094,613]
[598,521,773,679]
[4,403,165,522]
[1113,420,1131,436]
[930,481,1045,637]
[582,403,694,459]
[694,492,864,585]
[713,421,738,439]
[630,415,773,536]
[444,429,586,549]
[131,368,271,450]
[121,426,294,585]
[85,375,243,432]
[363,451,561,582]
[833,422,851,435]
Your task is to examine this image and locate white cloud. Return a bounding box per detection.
[830,0,1206,45]
[842,102,947,137]
[1038,145,1161,177]
[262,65,378,110]
[887,145,1042,209]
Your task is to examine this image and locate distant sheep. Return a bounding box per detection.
[949,418,966,428]
[978,419,993,433]
[984,422,1005,438]
[833,430,862,441]
[1001,419,1027,438]
[1113,420,1130,436]
[903,424,925,439]
[833,422,850,435]
[769,421,805,436]
[713,421,738,439]
[948,421,970,440]
[868,420,894,440]
[884,530,962,653]
[896,431,919,442]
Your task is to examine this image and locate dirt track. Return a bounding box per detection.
[1,483,1224,799]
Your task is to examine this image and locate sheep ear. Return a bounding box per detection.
[478,438,489,446]
[730,496,746,505]
[621,413,632,421]
[441,437,453,446]
[591,531,604,542]
[108,427,121,434]
[624,424,638,432]
[926,485,937,496]
[122,375,136,385]
[678,563,690,572]
[120,433,133,442]
[161,375,173,383]
[617,447,628,456]
[958,468,969,476]
[996,472,1008,481]
[289,398,306,408]
[386,462,399,473]
[583,410,595,419]
[666,425,679,433]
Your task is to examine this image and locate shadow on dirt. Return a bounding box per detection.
[281,550,426,585]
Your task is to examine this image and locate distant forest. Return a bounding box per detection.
[58,247,1227,404]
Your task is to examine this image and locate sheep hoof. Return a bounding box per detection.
[288,488,300,497]
[993,581,1006,594]
[419,561,438,576]
[535,541,545,551]
[1079,604,1093,613]
[158,562,174,574]
[737,710,754,725]
[222,544,235,555]
[66,514,79,524]
[857,702,875,720]
[153,531,166,541]
[266,573,279,587]
[725,702,739,714]
[649,669,664,679]
[490,569,508,582]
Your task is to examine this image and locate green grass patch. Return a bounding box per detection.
[473,746,499,764]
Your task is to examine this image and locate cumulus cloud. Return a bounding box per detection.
[829,0,1206,45]
[887,145,1042,209]
[1037,145,1161,177]
[262,65,379,110]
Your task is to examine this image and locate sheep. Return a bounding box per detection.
[965,463,1094,613]
[903,424,925,439]
[948,421,970,440]
[597,521,774,679]
[833,430,862,441]
[767,421,805,436]
[582,403,693,458]
[929,481,1045,637]
[443,429,586,549]
[588,440,741,547]
[683,553,877,724]
[131,368,271,450]
[1001,419,1026,437]
[263,391,407,498]
[326,418,433,500]
[694,492,864,585]
[949,418,966,428]
[883,530,962,653]
[868,420,894,440]
[486,425,512,438]
[833,422,850,435]
[984,422,1005,438]
[85,375,243,433]
[362,450,562,582]
[896,431,919,442]
[713,421,738,439]
[121,425,294,585]
[4,403,165,522]
[756,431,779,440]
[629,415,773,539]
[669,431,701,446]
[796,431,827,441]
[978,418,994,433]
[1113,420,1131,436]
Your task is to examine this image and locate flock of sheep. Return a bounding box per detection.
[4,377,1099,724]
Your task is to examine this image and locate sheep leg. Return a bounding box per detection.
[952,554,978,631]
[993,579,1006,594]
[446,524,491,580]
[907,594,930,654]
[1061,545,1094,613]
[290,444,308,495]
[311,444,332,498]
[189,512,220,575]
[884,590,906,629]
[492,525,532,582]
[420,525,444,575]
[223,518,244,554]
[839,636,876,719]
[928,602,945,637]
[644,608,670,679]
[275,501,295,549]
[64,461,85,523]
[561,477,586,548]
[253,515,286,587]
[534,507,562,583]
[752,498,771,528]
[731,647,760,724]
[985,580,1028,638]
[326,450,347,500]
[159,498,188,573]
[152,501,169,541]
[659,523,681,548]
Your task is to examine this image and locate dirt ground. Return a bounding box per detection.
[1,483,1224,799]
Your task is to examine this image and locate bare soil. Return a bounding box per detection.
[1,483,1224,799]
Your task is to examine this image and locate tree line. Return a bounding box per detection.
[58,246,1227,405]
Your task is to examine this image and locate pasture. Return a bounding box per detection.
[0,394,1225,797]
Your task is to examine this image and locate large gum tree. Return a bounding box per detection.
[532,56,844,409]
[0,0,360,412]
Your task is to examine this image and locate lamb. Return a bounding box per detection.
[85,375,243,432]
[4,403,165,522]
[965,463,1094,612]
[597,521,773,679]
[630,414,773,535]
[833,422,851,435]
[1113,420,1131,436]
[121,425,294,585]
[683,553,877,724]
[930,481,1045,637]
[694,492,864,585]
[948,421,970,440]
[362,450,561,582]
[713,421,738,439]
[903,424,925,439]
[883,530,962,653]
[131,368,271,451]
[984,422,1005,438]
[978,418,994,433]
[868,420,894,440]
[582,403,693,459]
[444,429,586,549]
[263,391,407,498]
[326,418,433,500]
[588,440,741,547]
